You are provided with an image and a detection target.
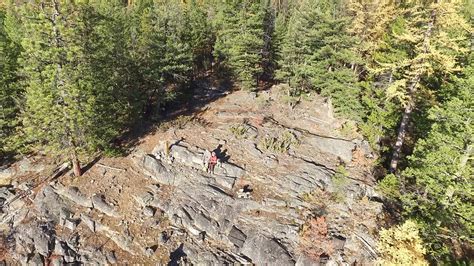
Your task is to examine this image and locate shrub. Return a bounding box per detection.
[331,166,349,203]
[229,123,249,139]
[376,174,401,200]
[300,216,334,261]
[377,220,428,266]
[258,130,299,153]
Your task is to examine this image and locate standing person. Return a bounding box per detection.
[208,152,218,174]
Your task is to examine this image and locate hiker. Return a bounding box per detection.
[208,151,218,174]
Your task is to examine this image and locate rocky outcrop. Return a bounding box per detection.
[1,89,383,265]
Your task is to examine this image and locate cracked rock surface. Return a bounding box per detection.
[1,87,382,265]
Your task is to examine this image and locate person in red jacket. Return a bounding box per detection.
[208,151,218,174]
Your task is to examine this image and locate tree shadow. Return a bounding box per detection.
[81,155,102,175]
[121,74,235,153]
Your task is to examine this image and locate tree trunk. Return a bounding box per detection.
[71,152,82,177]
[49,1,82,177]
[389,98,414,173]
[389,9,436,173]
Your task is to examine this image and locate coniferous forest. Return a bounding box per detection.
[0,0,472,263]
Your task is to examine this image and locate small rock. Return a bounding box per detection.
[263,156,278,168]
[64,218,79,231]
[145,247,154,257]
[27,253,44,266]
[0,167,15,185]
[106,250,117,264]
[143,206,155,217]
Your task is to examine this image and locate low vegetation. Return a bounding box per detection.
[258,130,299,153]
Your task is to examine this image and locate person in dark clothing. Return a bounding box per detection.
[208,151,218,174]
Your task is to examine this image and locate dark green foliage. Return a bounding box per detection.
[1,1,473,261]
[276,0,364,119]
[400,66,473,261]
[129,0,193,117]
[214,0,266,90]
[16,2,129,161]
[184,0,214,72]
[0,8,22,158]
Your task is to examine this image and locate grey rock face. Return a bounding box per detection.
[142,155,177,185]
[54,185,92,208]
[240,234,294,265]
[306,136,355,163]
[92,194,119,217]
[228,226,247,248]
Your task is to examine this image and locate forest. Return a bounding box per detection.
[0,0,472,263]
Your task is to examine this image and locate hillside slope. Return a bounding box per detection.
[1,86,383,265]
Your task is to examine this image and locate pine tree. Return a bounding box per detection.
[183,0,213,73]
[129,0,193,117]
[276,0,363,119]
[18,1,128,176]
[213,0,266,90]
[0,7,21,158]
[401,64,473,260]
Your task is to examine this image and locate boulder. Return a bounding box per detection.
[92,194,119,217]
[306,136,355,163]
[228,226,247,248]
[142,155,177,185]
[34,186,69,222]
[18,158,45,174]
[214,176,236,190]
[240,234,294,265]
[143,206,155,217]
[215,163,245,178]
[55,186,92,208]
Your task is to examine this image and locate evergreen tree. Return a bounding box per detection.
[400,64,473,260]
[0,8,21,158]
[214,0,266,90]
[18,1,128,175]
[184,0,214,73]
[276,0,363,119]
[129,0,193,117]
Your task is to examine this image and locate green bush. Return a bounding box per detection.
[376,174,401,200]
[258,130,299,153]
[229,123,249,139]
